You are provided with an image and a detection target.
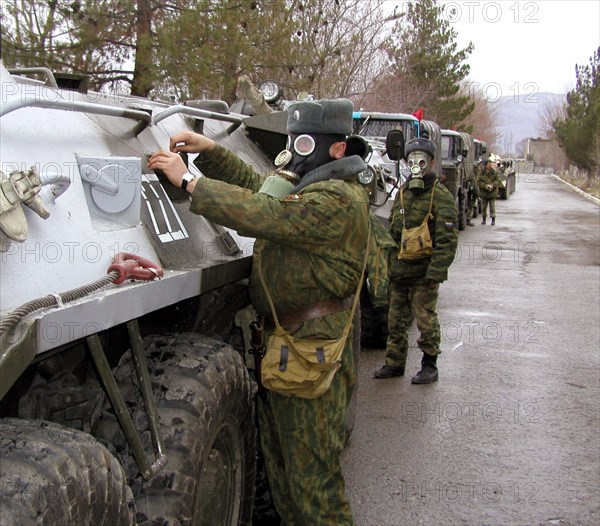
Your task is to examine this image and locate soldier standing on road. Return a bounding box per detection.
[148,99,370,525]
[466,176,479,226]
[477,158,504,225]
[374,138,458,384]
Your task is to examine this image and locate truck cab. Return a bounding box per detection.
[441,129,476,230]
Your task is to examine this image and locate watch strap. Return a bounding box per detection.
[180,172,194,191]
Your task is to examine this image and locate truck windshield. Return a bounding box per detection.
[441,136,452,160]
[353,118,418,141]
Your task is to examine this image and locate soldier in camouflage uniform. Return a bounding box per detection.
[373,137,458,384]
[148,99,370,525]
[466,177,479,226]
[477,158,504,225]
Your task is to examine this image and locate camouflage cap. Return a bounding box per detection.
[405,137,436,159]
[286,98,353,136]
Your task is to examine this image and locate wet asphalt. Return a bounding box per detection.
[342,172,600,526]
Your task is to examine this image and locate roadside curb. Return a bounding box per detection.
[551,174,600,205]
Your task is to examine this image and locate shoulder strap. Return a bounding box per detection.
[258,223,372,335]
[401,179,438,227]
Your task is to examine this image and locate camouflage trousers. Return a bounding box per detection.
[480,197,496,218]
[257,340,355,526]
[469,198,479,219]
[384,279,441,368]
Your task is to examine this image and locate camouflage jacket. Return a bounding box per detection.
[190,144,371,340]
[477,169,504,199]
[388,174,458,283]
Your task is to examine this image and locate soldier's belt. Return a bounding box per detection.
[266,297,353,327]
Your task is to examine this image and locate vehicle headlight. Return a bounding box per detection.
[358,167,375,185]
[259,80,281,103]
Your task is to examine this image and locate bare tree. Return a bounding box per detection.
[538,95,570,173]
[460,81,502,151]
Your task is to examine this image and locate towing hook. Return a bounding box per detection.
[108,252,164,285]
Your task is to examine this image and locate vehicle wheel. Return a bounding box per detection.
[93,333,257,526]
[0,418,135,526]
[359,284,388,348]
[508,174,515,196]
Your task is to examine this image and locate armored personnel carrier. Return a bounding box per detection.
[0,62,295,525]
[0,62,397,525]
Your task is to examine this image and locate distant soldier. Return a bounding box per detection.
[466,177,479,226]
[374,137,458,384]
[477,158,504,225]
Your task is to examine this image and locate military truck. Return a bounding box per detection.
[440,129,477,230]
[420,119,443,180]
[0,63,374,525]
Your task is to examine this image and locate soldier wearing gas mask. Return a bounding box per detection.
[148,99,371,526]
[374,137,458,384]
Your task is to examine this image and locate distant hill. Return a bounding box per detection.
[494,92,566,155]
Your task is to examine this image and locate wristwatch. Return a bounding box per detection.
[180,172,195,191]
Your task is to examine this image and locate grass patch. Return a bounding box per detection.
[559,173,600,199]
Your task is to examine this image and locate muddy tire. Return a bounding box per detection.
[93,333,256,526]
[0,418,135,526]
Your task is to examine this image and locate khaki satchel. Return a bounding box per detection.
[398,181,437,261]
[258,227,371,399]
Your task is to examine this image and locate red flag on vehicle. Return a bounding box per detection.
[412,107,424,121]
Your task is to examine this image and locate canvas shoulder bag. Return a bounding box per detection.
[258,226,371,399]
[398,181,437,261]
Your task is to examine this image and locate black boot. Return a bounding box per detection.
[481,217,486,225]
[491,217,495,225]
[373,364,405,379]
[411,354,438,384]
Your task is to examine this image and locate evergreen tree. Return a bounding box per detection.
[0,0,397,102]
[554,47,600,183]
[364,0,474,129]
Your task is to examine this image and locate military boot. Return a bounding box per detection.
[373,364,405,379]
[481,217,486,225]
[491,217,495,225]
[411,354,438,384]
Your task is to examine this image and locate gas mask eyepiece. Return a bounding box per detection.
[292,134,316,156]
[274,133,341,181]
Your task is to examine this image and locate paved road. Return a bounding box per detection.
[343,172,600,526]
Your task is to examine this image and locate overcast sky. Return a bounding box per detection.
[384,0,600,99]
[438,0,600,97]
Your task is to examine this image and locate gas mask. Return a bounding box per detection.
[406,151,432,190]
[275,133,342,180]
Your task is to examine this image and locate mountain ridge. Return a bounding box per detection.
[494,92,566,154]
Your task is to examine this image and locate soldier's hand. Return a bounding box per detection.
[147,150,188,187]
[169,132,216,154]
